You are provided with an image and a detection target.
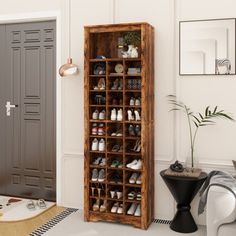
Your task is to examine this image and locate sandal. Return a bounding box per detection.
[26,200,36,210]
[37,199,47,209]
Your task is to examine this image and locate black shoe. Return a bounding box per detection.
[128,125,135,136]
[135,125,141,136]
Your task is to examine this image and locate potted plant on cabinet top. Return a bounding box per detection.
[168,95,235,171]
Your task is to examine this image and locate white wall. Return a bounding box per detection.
[1,0,236,224]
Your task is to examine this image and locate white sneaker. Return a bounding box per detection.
[127,110,134,121]
[134,204,141,216]
[130,97,135,106]
[117,109,123,121]
[135,98,141,106]
[136,174,142,184]
[99,110,105,120]
[116,191,123,199]
[129,172,139,184]
[110,109,117,121]
[126,159,138,168]
[98,139,105,151]
[134,110,141,121]
[91,138,98,151]
[127,203,137,215]
[130,160,142,170]
[92,110,99,120]
[111,202,119,213]
[117,204,123,214]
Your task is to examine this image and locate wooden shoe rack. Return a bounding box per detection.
[84,23,154,230]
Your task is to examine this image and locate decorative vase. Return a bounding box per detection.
[127,44,138,58]
[185,155,199,172]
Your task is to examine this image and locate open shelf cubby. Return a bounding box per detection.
[84,23,154,230]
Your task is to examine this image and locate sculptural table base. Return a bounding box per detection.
[160,170,207,233]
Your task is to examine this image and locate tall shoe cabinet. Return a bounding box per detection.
[84,23,154,230]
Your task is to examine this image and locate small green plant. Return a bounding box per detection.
[123,32,141,47]
[168,95,234,168]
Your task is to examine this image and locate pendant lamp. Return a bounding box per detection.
[59,0,79,77]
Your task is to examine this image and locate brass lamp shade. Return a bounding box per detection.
[59,58,79,77]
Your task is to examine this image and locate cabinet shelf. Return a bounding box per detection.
[84,22,154,230]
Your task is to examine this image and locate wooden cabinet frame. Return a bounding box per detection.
[84,23,154,230]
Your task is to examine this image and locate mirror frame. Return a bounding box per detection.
[179,18,236,76]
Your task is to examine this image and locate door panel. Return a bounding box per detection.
[0,21,56,201]
[0,25,6,194]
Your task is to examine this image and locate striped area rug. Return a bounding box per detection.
[29,208,78,236]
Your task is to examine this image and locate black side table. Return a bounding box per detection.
[160,170,207,233]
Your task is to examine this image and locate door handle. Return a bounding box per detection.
[5,101,18,116]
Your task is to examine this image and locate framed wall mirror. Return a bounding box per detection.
[179,18,236,75]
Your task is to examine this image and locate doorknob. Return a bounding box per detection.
[5,101,18,116]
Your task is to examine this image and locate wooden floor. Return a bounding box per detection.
[0,205,65,236]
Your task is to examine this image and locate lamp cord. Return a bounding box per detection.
[68,0,71,58]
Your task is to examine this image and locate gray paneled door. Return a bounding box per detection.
[0,21,56,201]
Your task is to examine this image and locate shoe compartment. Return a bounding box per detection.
[125,170,142,185]
[90,182,106,198]
[125,140,142,154]
[90,122,106,136]
[125,202,141,217]
[90,94,106,105]
[107,139,123,153]
[125,107,141,122]
[125,124,141,137]
[90,153,106,166]
[108,91,123,105]
[108,77,124,91]
[125,77,141,91]
[107,185,123,200]
[90,61,106,76]
[90,107,106,120]
[107,153,123,169]
[107,170,123,185]
[107,60,124,76]
[125,186,141,202]
[107,123,123,137]
[125,60,141,75]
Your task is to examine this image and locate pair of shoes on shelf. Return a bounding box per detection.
[128,172,142,184]
[94,95,106,105]
[129,139,141,153]
[127,203,141,216]
[127,79,141,90]
[109,172,122,184]
[91,169,105,182]
[110,129,123,137]
[110,190,123,199]
[110,160,123,168]
[91,138,105,151]
[92,157,106,166]
[127,159,142,170]
[91,187,103,198]
[92,110,105,120]
[128,125,141,136]
[93,199,107,212]
[91,123,105,136]
[111,108,123,121]
[111,144,123,153]
[129,97,141,106]
[111,78,123,90]
[127,109,141,121]
[128,191,141,201]
[26,199,46,211]
[111,202,123,214]
[112,98,123,105]
[93,78,105,90]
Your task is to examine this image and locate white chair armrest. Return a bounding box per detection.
[206,186,236,236]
